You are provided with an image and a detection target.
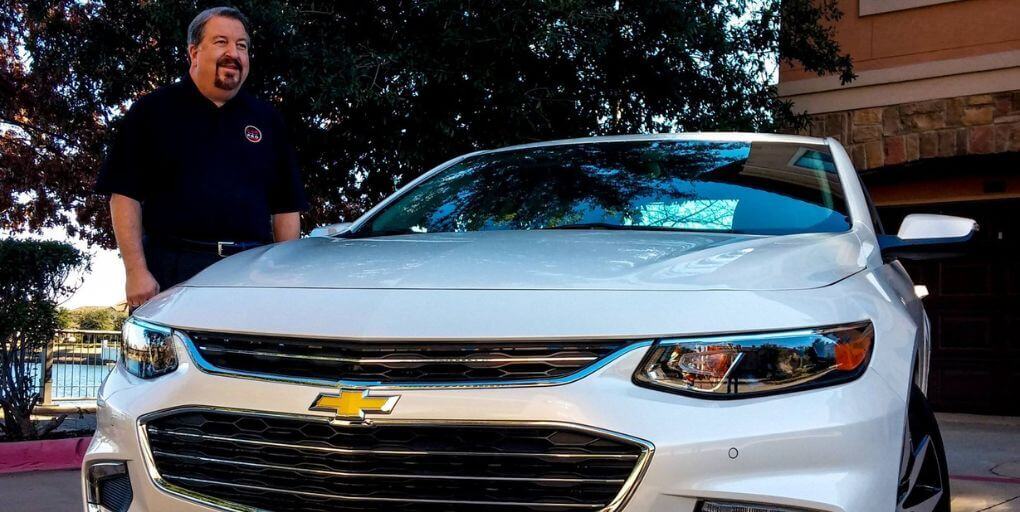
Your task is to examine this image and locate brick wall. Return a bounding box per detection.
[797,91,1020,170]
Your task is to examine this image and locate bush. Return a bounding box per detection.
[0,239,88,440]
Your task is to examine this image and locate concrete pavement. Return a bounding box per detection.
[942,413,1020,511]
[0,413,1016,511]
[0,468,81,512]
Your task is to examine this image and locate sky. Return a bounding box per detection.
[63,243,125,309]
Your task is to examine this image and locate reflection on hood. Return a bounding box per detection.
[185,230,866,292]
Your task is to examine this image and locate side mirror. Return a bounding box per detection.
[308,222,353,238]
[878,214,978,261]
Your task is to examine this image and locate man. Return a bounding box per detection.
[96,7,308,308]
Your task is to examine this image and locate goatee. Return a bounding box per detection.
[214,75,240,91]
[214,55,243,91]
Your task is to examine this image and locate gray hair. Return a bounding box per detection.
[187,7,250,47]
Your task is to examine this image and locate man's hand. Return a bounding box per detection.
[110,193,157,307]
[126,267,160,307]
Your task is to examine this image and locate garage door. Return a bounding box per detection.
[880,199,1020,416]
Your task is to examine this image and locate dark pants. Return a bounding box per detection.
[143,238,222,290]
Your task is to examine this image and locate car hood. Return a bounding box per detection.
[184,230,867,292]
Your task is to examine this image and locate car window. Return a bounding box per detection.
[358,140,850,237]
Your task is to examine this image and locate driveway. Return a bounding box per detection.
[1,413,1016,511]
[0,469,81,511]
[941,413,1020,511]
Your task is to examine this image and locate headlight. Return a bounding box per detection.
[634,322,874,398]
[121,317,178,379]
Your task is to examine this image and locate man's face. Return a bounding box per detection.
[188,16,249,95]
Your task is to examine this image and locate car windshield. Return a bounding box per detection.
[357,140,850,237]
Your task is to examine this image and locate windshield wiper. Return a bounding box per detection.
[545,222,634,230]
[544,223,745,234]
[545,223,698,232]
[346,228,416,239]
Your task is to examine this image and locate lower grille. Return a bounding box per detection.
[143,409,650,512]
[98,474,133,512]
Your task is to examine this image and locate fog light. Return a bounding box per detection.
[699,500,814,512]
[85,461,132,512]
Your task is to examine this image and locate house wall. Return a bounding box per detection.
[779,0,1020,115]
[798,89,1020,171]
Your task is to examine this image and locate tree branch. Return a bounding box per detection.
[0,117,84,150]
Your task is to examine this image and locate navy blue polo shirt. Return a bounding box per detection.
[96,75,308,243]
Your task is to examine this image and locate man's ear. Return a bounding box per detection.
[187,44,198,64]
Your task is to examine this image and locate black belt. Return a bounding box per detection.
[146,235,266,257]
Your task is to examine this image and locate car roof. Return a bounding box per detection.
[481,132,830,155]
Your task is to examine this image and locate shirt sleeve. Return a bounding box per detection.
[94,99,151,201]
[268,112,310,214]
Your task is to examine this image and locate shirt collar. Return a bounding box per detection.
[183,73,246,111]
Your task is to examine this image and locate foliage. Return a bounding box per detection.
[57,306,127,331]
[1,1,853,246]
[54,307,73,330]
[0,238,87,440]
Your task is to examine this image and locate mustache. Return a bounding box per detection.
[216,56,243,72]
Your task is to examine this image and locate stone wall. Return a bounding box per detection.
[797,90,1020,170]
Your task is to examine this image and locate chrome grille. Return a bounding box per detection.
[185,331,636,385]
[143,409,650,512]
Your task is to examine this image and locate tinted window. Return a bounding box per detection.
[360,140,849,237]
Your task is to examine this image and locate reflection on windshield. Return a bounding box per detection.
[360,140,849,237]
[628,199,738,230]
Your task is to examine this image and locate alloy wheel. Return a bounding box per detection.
[898,385,950,512]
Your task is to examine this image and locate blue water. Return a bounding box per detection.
[50,363,113,398]
[18,362,115,399]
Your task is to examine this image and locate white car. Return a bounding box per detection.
[84,133,975,512]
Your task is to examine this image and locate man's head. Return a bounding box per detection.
[187,7,250,105]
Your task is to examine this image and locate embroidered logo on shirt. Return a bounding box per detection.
[244,125,262,143]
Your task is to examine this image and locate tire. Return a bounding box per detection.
[897,385,951,512]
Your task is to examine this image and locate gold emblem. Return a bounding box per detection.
[310,388,399,424]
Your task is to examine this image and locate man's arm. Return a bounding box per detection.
[272,212,301,242]
[110,193,159,306]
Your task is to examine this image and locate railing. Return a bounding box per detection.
[36,329,122,404]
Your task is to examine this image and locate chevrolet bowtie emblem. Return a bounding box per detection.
[310,388,399,424]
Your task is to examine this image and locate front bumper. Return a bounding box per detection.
[84,336,904,512]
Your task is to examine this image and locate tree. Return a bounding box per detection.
[58,306,127,331]
[0,239,87,440]
[1,1,853,246]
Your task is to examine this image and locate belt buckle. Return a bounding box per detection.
[217,241,235,257]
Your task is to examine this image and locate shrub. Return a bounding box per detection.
[0,239,88,440]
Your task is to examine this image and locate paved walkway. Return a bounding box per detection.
[0,413,1016,511]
